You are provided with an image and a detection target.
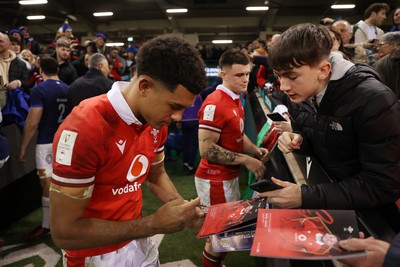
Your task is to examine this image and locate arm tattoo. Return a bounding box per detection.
[202,145,240,164]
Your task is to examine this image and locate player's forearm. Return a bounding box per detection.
[20,124,38,151]
[146,174,183,203]
[242,134,258,155]
[200,143,250,166]
[146,163,183,202]
[51,214,159,250]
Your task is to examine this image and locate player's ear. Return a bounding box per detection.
[137,75,153,96]
[219,70,228,81]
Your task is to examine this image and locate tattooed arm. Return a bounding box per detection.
[198,129,266,179]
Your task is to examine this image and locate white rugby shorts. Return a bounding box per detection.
[63,237,159,267]
[36,143,53,178]
[194,176,240,206]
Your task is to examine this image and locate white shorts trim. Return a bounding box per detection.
[194,176,240,206]
[63,238,159,267]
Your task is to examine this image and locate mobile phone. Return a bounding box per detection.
[267,112,286,122]
[250,179,283,192]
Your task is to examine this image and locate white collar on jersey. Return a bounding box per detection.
[107,81,142,126]
[216,84,240,100]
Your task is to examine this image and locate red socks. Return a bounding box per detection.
[202,250,223,267]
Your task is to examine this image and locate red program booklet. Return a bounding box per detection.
[197,198,267,239]
[250,209,366,260]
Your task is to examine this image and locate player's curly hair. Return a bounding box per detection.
[136,35,207,94]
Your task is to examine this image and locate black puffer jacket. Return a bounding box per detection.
[288,64,400,209]
[9,57,29,90]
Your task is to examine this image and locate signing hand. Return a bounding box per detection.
[149,197,201,234]
[255,147,269,162]
[257,177,302,208]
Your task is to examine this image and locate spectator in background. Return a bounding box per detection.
[108,46,126,81]
[390,5,400,32]
[247,41,267,93]
[53,37,78,85]
[20,49,35,71]
[373,35,400,97]
[72,51,90,77]
[123,45,137,81]
[58,19,74,41]
[20,49,38,89]
[256,34,280,92]
[332,20,353,45]
[27,53,43,88]
[354,3,389,49]
[258,24,400,233]
[332,20,369,64]
[376,32,400,58]
[19,26,41,55]
[18,56,68,242]
[67,53,113,112]
[0,33,29,108]
[9,29,25,50]
[327,26,352,61]
[95,33,108,55]
[9,36,23,57]
[84,40,97,55]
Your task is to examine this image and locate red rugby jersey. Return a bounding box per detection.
[52,82,167,258]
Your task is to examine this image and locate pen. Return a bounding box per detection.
[197,204,209,212]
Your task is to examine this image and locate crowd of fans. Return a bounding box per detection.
[0,2,400,267]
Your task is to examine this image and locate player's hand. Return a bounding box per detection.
[244,156,266,180]
[149,197,201,234]
[184,201,207,231]
[255,147,269,162]
[338,235,390,267]
[257,177,302,208]
[278,132,302,153]
[18,148,26,162]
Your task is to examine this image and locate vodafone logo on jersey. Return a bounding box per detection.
[127,154,149,182]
